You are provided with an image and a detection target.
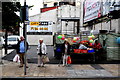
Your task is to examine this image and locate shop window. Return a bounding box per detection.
[59,2,69,6]
[54,2,58,7]
[108,10,120,19]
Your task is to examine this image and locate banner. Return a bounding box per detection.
[84,0,101,23]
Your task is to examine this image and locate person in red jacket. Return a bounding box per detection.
[93,40,102,49]
[93,40,102,60]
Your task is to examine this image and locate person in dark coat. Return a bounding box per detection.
[16,36,29,68]
[62,39,71,66]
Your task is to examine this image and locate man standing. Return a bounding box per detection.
[37,38,47,67]
[16,36,29,68]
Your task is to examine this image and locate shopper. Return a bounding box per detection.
[78,43,88,49]
[16,36,29,68]
[93,40,102,50]
[62,39,71,66]
[93,40,102,60]
[37,38,47,67]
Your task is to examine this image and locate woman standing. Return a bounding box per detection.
[62,39,71,66]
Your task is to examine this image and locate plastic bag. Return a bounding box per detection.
[42,55,50,63]
[67,56,72,64]
[13,54,20,63]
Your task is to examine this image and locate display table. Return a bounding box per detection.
[70,49,95,63]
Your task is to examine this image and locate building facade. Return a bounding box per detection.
[81,0,120,34]
[80,0,120,60]
[42,0,81,34]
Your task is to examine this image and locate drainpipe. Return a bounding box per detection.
[118,18,120,33]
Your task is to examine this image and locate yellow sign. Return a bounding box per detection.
[30,22,39,25]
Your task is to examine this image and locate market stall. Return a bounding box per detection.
[54,33,100,63]
[70,48,95,63]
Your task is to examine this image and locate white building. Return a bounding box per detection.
[26,0,82,45]
[41,0,82,34]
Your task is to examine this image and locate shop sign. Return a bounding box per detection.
[27,25,52,32]
[84,0,101,23]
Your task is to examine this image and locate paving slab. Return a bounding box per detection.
[0,60,119,78]
[100,64,119,76]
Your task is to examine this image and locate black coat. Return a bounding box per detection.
[16,40,29,53]
[62,43,71,55]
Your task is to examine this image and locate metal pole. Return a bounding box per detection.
[5,29,8,55]
[23,20,27,75]
[66,23,67,34]
[23,0,27,75]
[66,21,68,34]
[0,42,3,64]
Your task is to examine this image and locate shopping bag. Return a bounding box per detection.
[42,55,50,63]
[67,56,72,64]
[13,54,20,63]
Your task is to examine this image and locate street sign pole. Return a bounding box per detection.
[24,22,27,75]
[23,0,27,75]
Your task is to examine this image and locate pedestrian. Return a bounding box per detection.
[62,39,71,66]
[93,40,102,50]
[37,38,47,67]
[16,36,29,68]
[93,40,102,60]
[78,42,88,49]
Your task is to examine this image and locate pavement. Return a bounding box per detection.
[0,60,120,78]
[0,46,120,79]
[0,48,14,57]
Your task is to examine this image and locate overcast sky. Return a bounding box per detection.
[20,0,43,16]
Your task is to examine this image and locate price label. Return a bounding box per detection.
[30,22,39,25]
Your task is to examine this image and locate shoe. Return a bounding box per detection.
[26,66,29,68]
[41,63,45,67]
[41,65,44,67]
[19,65,23,68]
[38,65,41,67]
[62,64,65,67]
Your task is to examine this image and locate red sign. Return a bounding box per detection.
[41,6,59,13]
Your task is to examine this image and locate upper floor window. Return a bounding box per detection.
[44,4,47,8]
[54,2,58,7]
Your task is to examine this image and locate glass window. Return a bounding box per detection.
[44,4,47,8]
[8,38,17,41]
[54,2,58,6]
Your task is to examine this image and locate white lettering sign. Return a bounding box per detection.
[84,0,101,23]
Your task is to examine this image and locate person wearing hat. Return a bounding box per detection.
[37,38,47,67]
[62,39,71,66]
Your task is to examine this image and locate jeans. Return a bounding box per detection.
[63,54,68,66]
